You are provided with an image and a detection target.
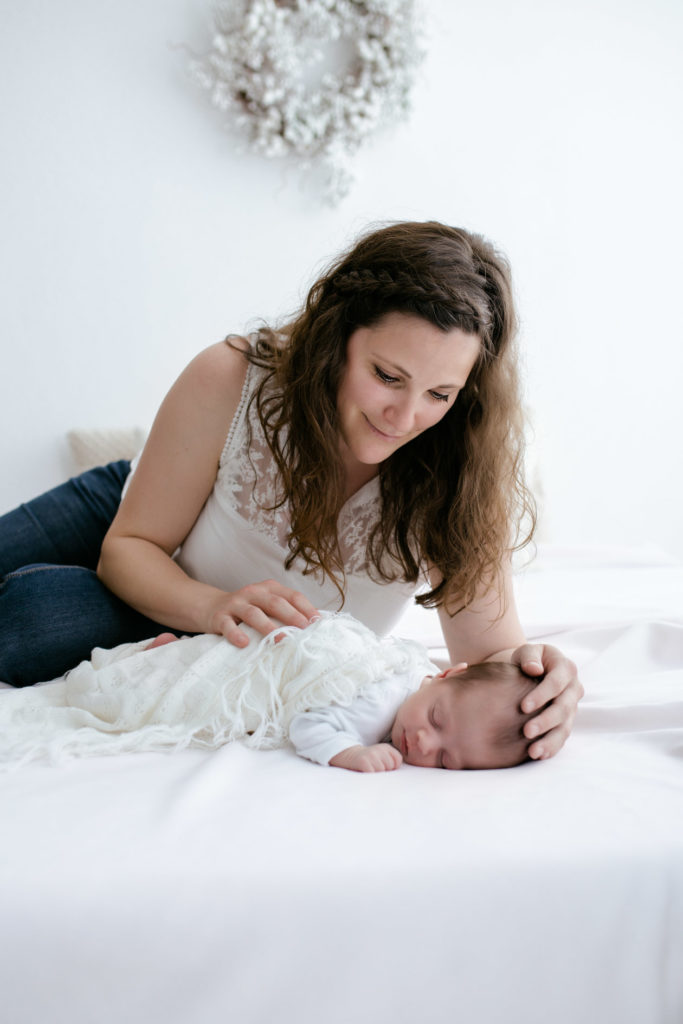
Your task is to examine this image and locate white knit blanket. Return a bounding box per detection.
[0,613,435,769]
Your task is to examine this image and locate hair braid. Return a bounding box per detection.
[330,267,491,338]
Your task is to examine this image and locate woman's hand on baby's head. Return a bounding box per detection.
[329,743,403,773]
[204,580,319,648]
[512,642,583,760]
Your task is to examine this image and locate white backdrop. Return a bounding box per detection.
[1,0,682,557]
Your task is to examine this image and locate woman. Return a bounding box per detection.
[0,221,581,759]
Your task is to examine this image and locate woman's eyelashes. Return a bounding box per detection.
[373,365,398,385]
[373,365,451,403]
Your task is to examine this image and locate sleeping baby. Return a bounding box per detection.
[0,612,541,772]
[292,660,538,771]
[148,629,540,771]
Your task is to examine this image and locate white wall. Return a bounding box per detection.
[2,0,682,557]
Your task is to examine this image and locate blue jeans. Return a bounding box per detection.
[0,462,181,687]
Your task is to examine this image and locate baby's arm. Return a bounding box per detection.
[289,680,408,771]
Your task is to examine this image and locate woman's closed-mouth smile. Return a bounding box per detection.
[363,414,403,440]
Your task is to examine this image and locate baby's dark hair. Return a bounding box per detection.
[445,661,543,768]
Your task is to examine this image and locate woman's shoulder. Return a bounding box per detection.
[133,340,252,486]
[179,338,251,412]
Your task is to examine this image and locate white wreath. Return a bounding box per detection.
[191,0,422,204]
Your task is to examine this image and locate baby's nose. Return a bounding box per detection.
[417,728,436,755]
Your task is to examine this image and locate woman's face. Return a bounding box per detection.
[336,312,480,474]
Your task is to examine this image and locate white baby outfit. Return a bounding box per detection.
[172,361,420,635]
[0,613,436,769]
[289,670,420,766]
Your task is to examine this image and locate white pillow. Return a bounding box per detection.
[67,427,147,474]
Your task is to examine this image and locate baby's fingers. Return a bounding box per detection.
[370,744,403,771]
[355,745,403,772]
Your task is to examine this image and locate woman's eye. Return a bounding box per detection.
[374,366,398,385]
[374,366,451,403]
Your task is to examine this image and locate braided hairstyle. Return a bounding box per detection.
[240,221,535,613]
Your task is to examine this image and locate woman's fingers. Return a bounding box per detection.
[213,612,251,648]
[511,642,584,759]
[524,696,569,738]
[514,644,582,710]
[512,642,545,679]
[240,581,317,624]
[524,687,580,759]
[208,580,319,647]
[528,708,577,765]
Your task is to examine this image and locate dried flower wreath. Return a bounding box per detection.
[191,0,422,204]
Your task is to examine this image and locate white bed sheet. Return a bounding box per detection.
[1,544,682,1024]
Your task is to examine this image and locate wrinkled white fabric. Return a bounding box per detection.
[0,613,435,769]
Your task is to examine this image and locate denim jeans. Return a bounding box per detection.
[0,462,180,687]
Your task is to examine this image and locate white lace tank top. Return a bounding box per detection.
[174,362,418,636]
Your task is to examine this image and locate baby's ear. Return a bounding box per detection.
[420,663,468,689]
[439,663,468,679]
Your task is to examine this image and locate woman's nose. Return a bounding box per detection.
[385,393,418,433]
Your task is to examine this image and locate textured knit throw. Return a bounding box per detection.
[0,613,435,769]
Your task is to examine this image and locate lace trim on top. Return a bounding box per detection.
[216,361,384,578]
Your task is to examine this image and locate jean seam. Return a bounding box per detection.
[2,564,83,584]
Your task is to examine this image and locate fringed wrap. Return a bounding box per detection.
[0,613,435,769]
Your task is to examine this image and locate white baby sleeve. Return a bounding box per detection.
[289,670,419,766]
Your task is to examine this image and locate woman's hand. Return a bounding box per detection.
[204,579,319,647]
[512,643,584,760]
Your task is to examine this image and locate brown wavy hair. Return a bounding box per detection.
[236,221,535,613]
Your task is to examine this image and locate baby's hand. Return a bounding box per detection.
[329,744,403,773]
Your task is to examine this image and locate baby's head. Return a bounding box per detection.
[390,662,541,770]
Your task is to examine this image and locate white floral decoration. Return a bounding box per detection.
[191,0,423,204]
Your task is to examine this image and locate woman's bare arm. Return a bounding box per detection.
[97,342,318,646]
